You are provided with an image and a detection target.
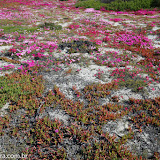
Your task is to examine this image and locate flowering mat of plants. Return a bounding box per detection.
[0,0,160,159]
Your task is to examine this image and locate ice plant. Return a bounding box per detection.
[0,0,160,159]
[109,18,122,22]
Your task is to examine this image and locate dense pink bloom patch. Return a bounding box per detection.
[9,40,58,59]
[104,31,154,49]
[84,8,101,13]
[109,18,122,22]
[68,24,81,29]
[0,8,34,20]
[135,9,157,15]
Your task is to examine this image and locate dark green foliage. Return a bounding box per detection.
[100,0,132,3]
[106,0,153,11]
[39,22,62,30]
[58,40,98,54]
[150,0,160,7]
[75,0,159,11]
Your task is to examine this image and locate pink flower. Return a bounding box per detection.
[146,76,149,80]
[109,18,122,22]
[18,65,23,70]
[84,8,95,13]
[138,87,143,90]
[55,129,58,133]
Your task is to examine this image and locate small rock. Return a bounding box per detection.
[48,109,70,125]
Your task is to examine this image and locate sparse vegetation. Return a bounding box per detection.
[0,25,39,33]
[0,0,160,159]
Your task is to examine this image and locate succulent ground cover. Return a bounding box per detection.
[0,0,160,159]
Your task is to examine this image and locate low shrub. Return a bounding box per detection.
[75,0,104,10]
[75,0,159,11]
[58,40,98,54]
[0,71,44,108]
[118,79,148,93]
[39,22,62,30]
